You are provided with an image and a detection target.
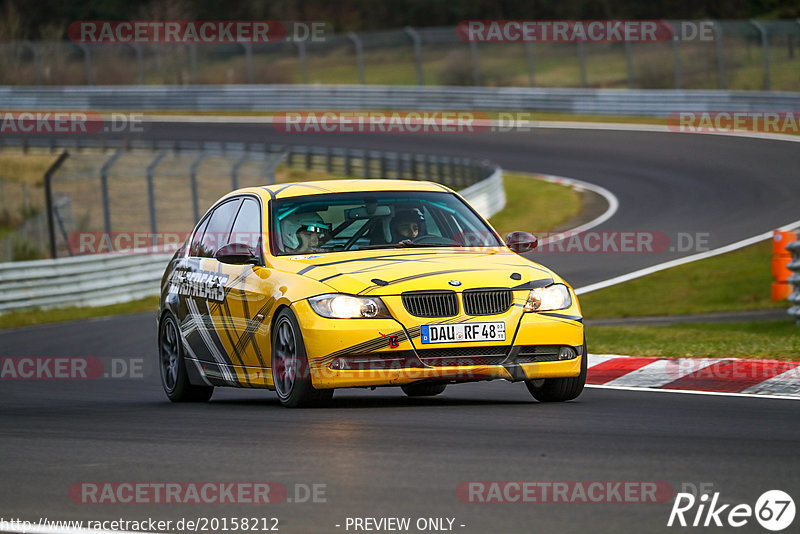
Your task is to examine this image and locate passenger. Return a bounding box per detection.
[391,208,425,242]
[282,212,330,253]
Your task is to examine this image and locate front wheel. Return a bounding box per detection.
[525,338,587,402]
[271,308,333,408]
[159,314,213,402]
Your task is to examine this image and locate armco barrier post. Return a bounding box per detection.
[44,151,70,259]
[750,20,771,91]
[469,40,481,86]
[714,22,727,90]
[787,237,800,324]
[624,40,634,89]
[189,153,205,222]
[146,150,167,236]
[100,150,123,235]
[348,32,366,85]
[577,40,588,88]
[404,27,424,85]
[525,41,535,87]
[672,36,682,89]
[231,151,248,190]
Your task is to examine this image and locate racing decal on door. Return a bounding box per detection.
[168,269,229,302]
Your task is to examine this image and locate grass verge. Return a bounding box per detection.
[579,240,786,318]
[0,152,59,185]
[589,320,799,361]
[489,172,581,236]
[0,296,159,330]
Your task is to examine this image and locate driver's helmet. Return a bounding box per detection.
[391,207,425,241]
[281,211,330,250]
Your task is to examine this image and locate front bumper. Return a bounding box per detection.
[293,298,584,390]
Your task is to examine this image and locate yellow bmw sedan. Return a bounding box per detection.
[158,179,585,407]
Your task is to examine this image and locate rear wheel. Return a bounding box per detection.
[159,314,213,402]
[525,338,587,402]
[401,382,447,397]
[271,309,333,408]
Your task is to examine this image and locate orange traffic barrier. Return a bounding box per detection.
[772,282,792,301]
[772,254,793,282]
[772,230,796,255]
[772,231,796,280]
[772,230,798,301]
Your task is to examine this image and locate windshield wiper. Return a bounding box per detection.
[396,240,450,248]
[354,241,452,250]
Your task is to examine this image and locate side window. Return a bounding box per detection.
[229,198,263,254]
[421,205,443,237]
[200,199,242,258]
[188,216,211,257]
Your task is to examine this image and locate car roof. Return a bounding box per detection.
[224,179,453,201]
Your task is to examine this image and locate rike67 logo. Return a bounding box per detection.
[668,489,795,531]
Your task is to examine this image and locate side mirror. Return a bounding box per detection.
[506,231,538,254]
[215,243,260,265]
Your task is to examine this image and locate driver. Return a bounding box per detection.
[391,208,425,242]
[281,212,330,253]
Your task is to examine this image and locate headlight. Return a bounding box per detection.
[524,284,572,312]
[308,294,391,319]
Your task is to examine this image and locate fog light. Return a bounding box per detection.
[558,346,577,360]
[330,358,350,370]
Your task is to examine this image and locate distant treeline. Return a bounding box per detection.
[2,0,800,40]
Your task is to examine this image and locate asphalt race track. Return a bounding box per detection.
[1,125,799,533]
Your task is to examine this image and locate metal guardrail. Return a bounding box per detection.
[787,238,800,324]
[0,138,503,313]
[0,251,172,313]
[1,85,799,116]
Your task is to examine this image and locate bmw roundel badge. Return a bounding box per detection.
[448,280,462,287]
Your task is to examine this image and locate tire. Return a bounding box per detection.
[271,308,334,408]
[401,382,447,397]
[159,313,214,402]
[525,338,587,403]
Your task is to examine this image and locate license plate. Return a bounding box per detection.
[420,322,506,344]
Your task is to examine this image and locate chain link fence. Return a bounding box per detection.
[1,21,799,91]
[0,138,497,261]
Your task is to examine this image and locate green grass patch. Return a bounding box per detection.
[580,240,786,319]
[589,320,799,360]
[0,296,159,330]
[489,172,581,236]
[0,152,59,185]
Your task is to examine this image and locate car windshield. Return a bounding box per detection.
[271,190,502,255]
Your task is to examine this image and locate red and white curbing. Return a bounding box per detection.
[586,354,800,398]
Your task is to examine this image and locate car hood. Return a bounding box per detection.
[273,248,560,295]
